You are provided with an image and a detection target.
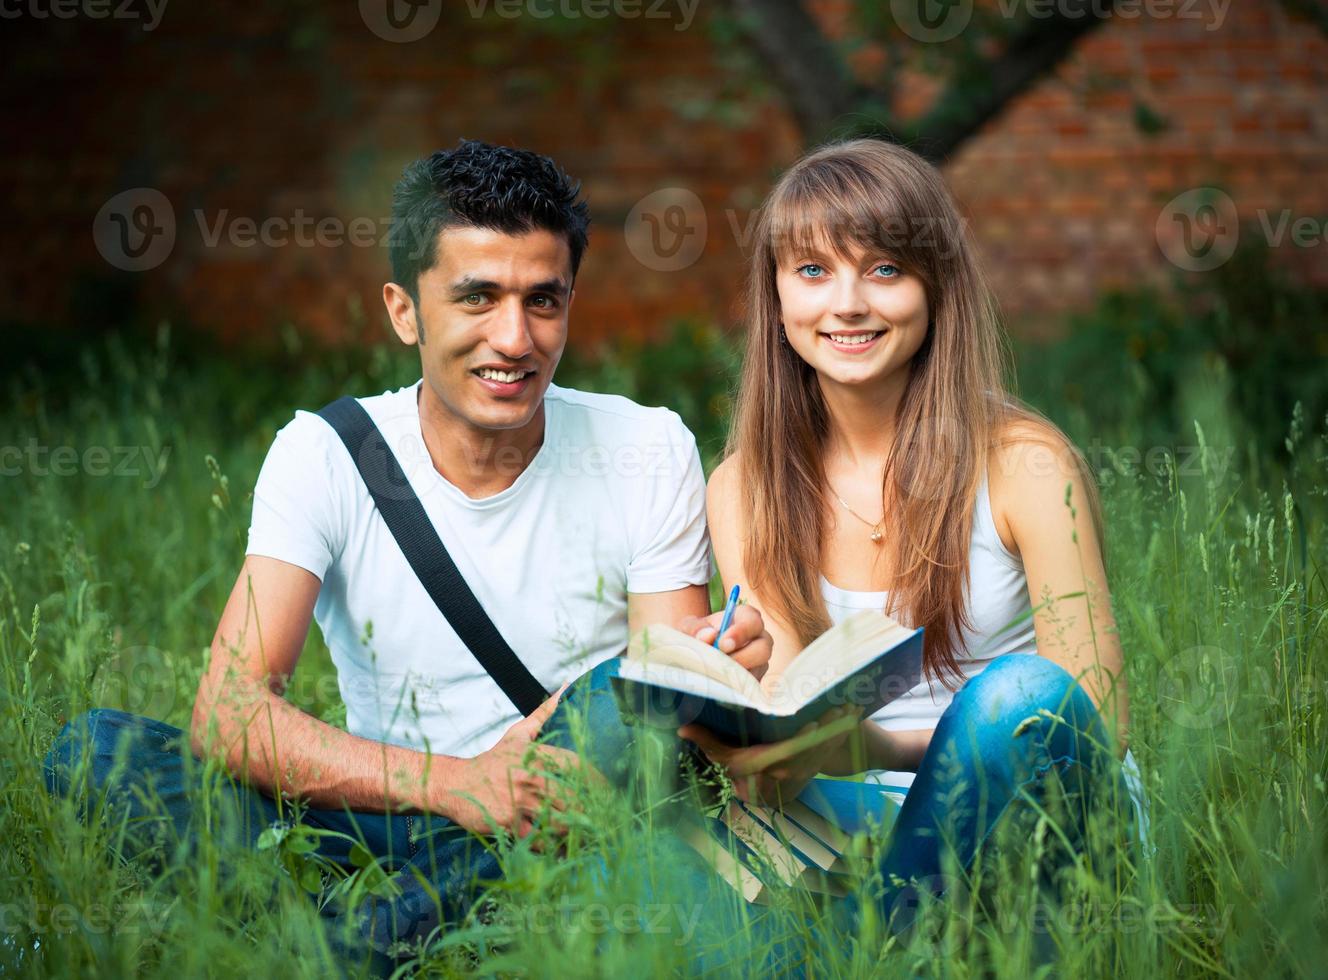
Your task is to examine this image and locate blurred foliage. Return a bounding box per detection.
[6,234,1323,478]
[1016,231,1328,462]
[555,320,742,467]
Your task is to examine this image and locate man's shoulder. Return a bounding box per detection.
[546,384,695,446]
[276,382,419,442]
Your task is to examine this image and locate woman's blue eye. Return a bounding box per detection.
[796,264,825,278]
[875,264,900,278]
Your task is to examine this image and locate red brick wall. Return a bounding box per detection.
[1,1,1324,349]
[943,0,1328,332]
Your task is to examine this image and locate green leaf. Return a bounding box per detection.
[349,842,374,869]
[257,825,285,851]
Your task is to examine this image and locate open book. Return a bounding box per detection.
[612,609,924,745]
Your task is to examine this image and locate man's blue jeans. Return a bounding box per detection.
[43,653,1129,967]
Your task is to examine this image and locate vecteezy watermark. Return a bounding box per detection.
[338,408,692,504]
[94,646,188,720]
[1157,188,1326,272]
[624,187,969,273]
[358,0,443,43]
[994,0,1230,29]
[465,0,699,31]
[94,188,176,273]
[359,0,698,41]
[1080,439,1235,483]
[0,440,171,489]
[194,209,393,251]
[0,440,171,486]
[491,899,703,945]
[1255,209,1328,250]
[889,0,974,43]
[0,0,168,31]
[92,191,428,272]
[995,900,1232,939]
[889,0,1229,44]
[625,188,708,272]
[1156,188,1240,272]
[0,898,173,937]
[0,441,172,487]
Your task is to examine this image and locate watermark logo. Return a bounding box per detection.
[0,0,168,31]
[94,646,185,720]
[0,439,172,489]
[93,188,175,272]
[464,0,699,30]
[625,187,707,272]
[1154,645,1235,729]
[1156,188,1239,272]
[359,0,443,42]
[891,0,973,42]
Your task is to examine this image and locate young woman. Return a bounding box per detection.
[683,138,1146,909]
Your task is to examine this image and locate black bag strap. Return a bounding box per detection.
[317,395,549,717]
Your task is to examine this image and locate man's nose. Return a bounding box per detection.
[488,299,535,360]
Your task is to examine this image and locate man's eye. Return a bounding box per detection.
[795,264,825,279]
[462,293,485,306]
[875,264,900,278]
[529,295,556,309]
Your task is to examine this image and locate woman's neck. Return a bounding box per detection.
[818,368,910,470]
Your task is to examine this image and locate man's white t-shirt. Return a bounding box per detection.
[245,380,712,759]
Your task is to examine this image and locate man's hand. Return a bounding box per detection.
[435,687,581,840]
[679,604,773,680]
[678,707,860,805]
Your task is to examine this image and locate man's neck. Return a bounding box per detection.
[416,383,547,500]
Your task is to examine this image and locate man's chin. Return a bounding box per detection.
[465,397,544,433]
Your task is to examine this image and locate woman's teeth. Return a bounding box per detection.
[827,332,882,345]
[478,368,531,382]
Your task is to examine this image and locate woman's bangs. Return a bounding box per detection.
[768,172,915,268]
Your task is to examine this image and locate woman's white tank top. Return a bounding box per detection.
[819,475,1150,844]
[822,477,1036,760]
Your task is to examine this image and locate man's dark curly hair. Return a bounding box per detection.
[388,139,590,302]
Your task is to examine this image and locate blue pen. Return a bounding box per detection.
[714,584,741,650]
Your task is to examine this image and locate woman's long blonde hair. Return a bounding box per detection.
[727,138,1098,686]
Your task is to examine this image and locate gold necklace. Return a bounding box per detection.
[832,488,884,544]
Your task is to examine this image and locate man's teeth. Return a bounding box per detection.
[827,332,882,345]
[478,368,530,383]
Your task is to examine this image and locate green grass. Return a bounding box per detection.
[2,287,1325,976]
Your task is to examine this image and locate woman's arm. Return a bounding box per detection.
[705,455,805,682]
[989,423,1131,748]
[696,457,924,799]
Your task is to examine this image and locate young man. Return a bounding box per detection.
[44,140,769,951]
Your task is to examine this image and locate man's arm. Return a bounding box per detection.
[192,555,576,836]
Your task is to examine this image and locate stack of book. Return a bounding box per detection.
[613,609,924,902]
[677,778,898,904]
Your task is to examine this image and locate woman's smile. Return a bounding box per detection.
[820,329,885,353]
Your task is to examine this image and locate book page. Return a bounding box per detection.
[626,624,770,709]
[767,610,916,713]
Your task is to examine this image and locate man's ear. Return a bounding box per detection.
[383,283,421,345]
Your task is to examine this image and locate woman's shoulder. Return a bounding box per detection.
[706,452,744,520]
[988,410,1081,491]
[986,411,1091,551]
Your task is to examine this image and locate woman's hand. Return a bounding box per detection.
[678,706,860,805]
[678,604,773,680]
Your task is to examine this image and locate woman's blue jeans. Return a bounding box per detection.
[43,652,1129,968]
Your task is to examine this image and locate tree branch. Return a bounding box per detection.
[903,0,1119,161]
[723,0,875,139]
[725,0,1118,161]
